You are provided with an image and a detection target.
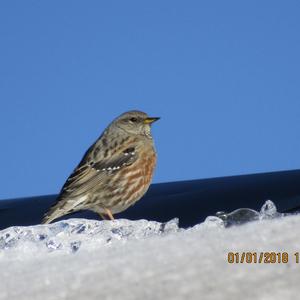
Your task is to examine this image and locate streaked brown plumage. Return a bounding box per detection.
[42,110,159,224]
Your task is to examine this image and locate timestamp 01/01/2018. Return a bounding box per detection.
[227,252,300,264]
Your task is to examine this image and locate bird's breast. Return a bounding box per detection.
[140,148,157,185]
[113,146,156,204]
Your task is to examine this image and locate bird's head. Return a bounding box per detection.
[111,110,160,138]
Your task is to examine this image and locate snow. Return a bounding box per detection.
[0,218,179,255]
[0,201,299,300]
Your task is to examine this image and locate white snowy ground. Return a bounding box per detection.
[0,202,300,300]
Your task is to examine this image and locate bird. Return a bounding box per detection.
[42,110,159,224]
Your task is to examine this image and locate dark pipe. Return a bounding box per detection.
[1,169,300,230]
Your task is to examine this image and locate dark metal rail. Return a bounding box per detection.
[1,169,300,229]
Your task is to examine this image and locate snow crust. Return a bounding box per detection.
[0,201,299,300]
[0,218,179,254]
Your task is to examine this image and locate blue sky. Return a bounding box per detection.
[1,1,300,199]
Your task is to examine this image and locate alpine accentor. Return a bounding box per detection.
[42,110,159,224]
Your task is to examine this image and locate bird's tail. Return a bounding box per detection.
[41,197,76,224]
[42,205,65,224]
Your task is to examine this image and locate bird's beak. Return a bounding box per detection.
[144,117,160,124]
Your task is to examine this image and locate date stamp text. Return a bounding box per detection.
[227,252,300,264]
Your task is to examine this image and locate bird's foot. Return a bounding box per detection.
[104,208,115,220]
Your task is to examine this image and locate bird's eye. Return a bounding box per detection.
[129,117,138,123]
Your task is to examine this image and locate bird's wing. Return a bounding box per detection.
[59,145,138,198]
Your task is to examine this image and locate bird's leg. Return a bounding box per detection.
[104,208,115,220]
[98,213,107,220]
